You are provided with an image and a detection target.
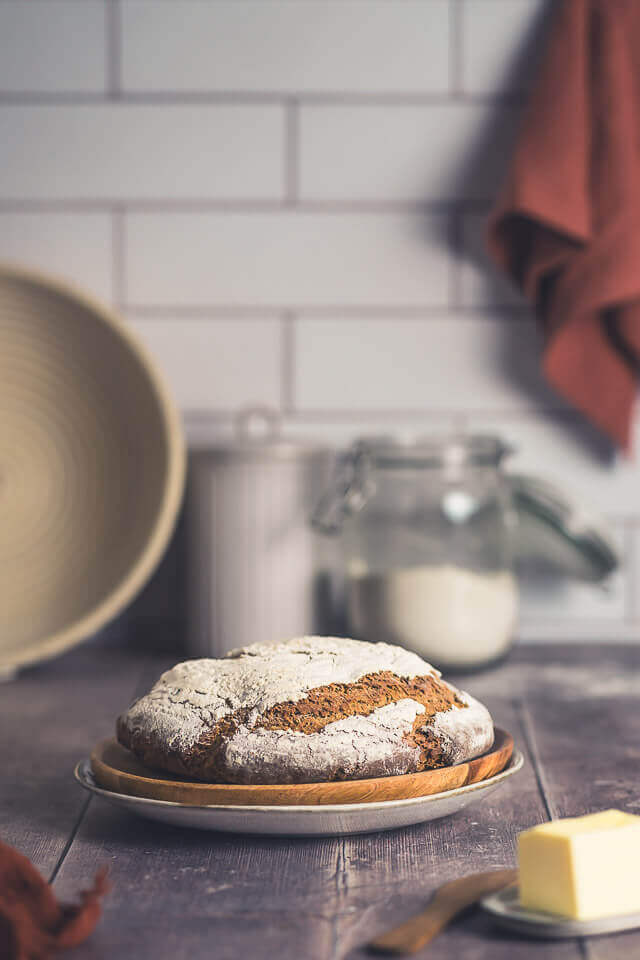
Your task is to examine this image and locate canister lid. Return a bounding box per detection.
[189,408,331,462]
[509,474,619,582]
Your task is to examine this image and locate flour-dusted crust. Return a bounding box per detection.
[117,637,494,784]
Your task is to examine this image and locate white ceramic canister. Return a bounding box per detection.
[186,412,334,656]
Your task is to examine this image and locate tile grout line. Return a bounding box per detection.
[285,98,299,205]
[181,405,581,421]
[280,312,296,413]
[124,304,531,319]
[105,0,122,100]
[450,0,464,97]
[449,206,463,308]
[181,407,626,430]
[0,199,499,213]
[0,93,110,105]
[111,207,126,310]
[624,523,637,624]
[0,91,528,106]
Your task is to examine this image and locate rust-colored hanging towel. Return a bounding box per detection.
[0,840,108,960]
[488,0,640,450]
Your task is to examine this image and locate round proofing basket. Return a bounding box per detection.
[0,264,185,674]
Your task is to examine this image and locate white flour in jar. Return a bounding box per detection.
[347,564,518,667]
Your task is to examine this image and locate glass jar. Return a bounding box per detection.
[313,435,519,670]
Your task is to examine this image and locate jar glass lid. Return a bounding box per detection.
[355,433,512,469]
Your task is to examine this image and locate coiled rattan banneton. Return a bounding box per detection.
[0,264,185,673]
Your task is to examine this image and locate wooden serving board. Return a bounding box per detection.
[90,728,514,807]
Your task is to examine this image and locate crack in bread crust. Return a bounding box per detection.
[119,669,467,782]
[257,670,465,734]
[407,715,452,768]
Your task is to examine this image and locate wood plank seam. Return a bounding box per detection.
[48,794,92,884]
[519,700,601,960]
[330,839,347,959]
[47,654,156,884]
[516,700,557,821]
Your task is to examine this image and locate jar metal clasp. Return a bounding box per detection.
[311,443,376,535]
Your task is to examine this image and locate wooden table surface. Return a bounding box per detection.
[3,638,640,959]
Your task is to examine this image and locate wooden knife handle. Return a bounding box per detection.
[369,868,518,955]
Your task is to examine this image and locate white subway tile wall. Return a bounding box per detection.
[1,0,637,643]
[461,0,552,95]
[125,212,451,307]
[0,2,106,94]
[294,315,555,413]
[0,213,113,301]
[458,212,527,307]
[121,1,451,94]
[299,104,523,203]
[0,105,285,201]
[129,317,283,411]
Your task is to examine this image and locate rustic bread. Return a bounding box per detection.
[117,636,494,784]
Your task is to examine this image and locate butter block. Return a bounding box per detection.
[518,810,640,920]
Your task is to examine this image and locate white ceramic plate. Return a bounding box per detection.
[481,885,640,939]
[74,751,523,837]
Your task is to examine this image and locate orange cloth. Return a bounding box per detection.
[0,840,108,959]
[488,0,640,450]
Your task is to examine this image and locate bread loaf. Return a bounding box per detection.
[117,636,494,784]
